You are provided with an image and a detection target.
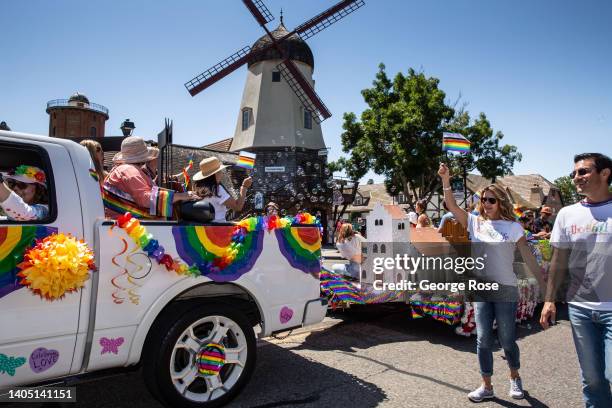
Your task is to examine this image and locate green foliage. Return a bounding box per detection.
[554,175,581,205]
[339,64,522,202]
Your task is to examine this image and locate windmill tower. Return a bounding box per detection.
[184,0,365,219]
[230,15,325,152]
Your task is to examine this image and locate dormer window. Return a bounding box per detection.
[272,71,281,82]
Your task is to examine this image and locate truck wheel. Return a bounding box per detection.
[143,303,256,408]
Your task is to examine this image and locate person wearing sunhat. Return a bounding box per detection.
[191,157,252,222]
[533,206,554,239]
[103,136,198,220]
[0,165,49,221]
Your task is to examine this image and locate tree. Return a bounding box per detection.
[340,64,522,206]
[554,176,580,205]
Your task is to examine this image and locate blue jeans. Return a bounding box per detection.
[568,304,612,408]
[474,302,520,376]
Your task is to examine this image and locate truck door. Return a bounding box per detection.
[0,139,83,387]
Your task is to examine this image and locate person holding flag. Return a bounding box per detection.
[191,156,252,222]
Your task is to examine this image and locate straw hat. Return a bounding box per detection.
[192,157,228,181]
[540,206,553,215]
[112,136,157,164]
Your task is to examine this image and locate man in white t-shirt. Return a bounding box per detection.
[540,153,612,408]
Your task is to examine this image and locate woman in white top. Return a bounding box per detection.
[438,163,544,402]
[191,157,252,223]
[332,223,365,280]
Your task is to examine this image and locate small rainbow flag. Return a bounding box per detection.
[237,151,256,170]
[182,157,194,190]
[442,132,471,153]
[513,205,524,219]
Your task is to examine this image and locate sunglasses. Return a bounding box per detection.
[480,197,498,205]
[7,179,29,190]
[570,167,593,179]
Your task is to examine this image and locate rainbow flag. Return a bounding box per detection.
[182,157,194,190]
[513,205,524,219]
[442,132,471,153]
[236,151,256,170]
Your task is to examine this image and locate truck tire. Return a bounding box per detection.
[143,302,256,408]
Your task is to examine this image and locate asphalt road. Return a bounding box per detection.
[9,303,585,408]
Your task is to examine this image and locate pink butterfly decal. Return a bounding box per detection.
[99,337,124,355]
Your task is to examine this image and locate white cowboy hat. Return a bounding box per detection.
[112,136,157,164]
[192,157,228,181]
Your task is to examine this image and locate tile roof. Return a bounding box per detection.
[383,205,408,219]
[202,138,233,152]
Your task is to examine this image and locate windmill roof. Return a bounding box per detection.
[249,23,314,69]
[202,137,233,152]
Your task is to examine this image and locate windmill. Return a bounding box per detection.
[184,0,365,124]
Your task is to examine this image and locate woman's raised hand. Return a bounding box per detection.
[438,163,451,181]
[241,177,253,189]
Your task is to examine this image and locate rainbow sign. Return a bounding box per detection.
[172,225,264,282]
[442,132,471,153]
[275,226,321,274]
[0,226,57,298]
[236,151,256,170]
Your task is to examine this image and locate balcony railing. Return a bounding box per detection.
[46,99,109,116]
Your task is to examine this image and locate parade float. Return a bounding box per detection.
[320,203,549,336]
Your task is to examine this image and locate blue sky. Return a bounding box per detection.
[1,0,610,183]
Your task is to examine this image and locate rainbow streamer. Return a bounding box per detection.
[0,226,57,298]
[172,223,264,282]
[442,132,471,153]
[275,226,321,274]
[320,268,363,305]
[360,287,403,304]
[236,151,256,170]
[410,300,464,325]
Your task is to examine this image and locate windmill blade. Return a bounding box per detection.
[185,46,252,96]
[277,59,331,123]
[294,0,365,41]
[242,0,274,26]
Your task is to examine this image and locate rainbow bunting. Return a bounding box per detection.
[319,268,363,305]
[442,132,471,153]
[236,151,256,170]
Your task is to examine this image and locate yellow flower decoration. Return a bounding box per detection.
[18,233,95,300]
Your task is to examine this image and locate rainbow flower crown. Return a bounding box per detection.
[13,165,46,184]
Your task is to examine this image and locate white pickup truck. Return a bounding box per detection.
[0,131,327,407]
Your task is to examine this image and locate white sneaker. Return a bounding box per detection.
[509,377,524,399]
[468,385,494,402]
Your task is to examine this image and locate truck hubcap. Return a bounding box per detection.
[170,315,248,402]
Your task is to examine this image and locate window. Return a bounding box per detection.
[242,108,251,131]
[304,110,312,130]
[373,244,378,253]
[272,71,281,82]
[354,195,362,206]
[398,193,407,204]
[90,127,97,137]
[396,273,402,283]
[375,219,379,226]
[362,268,367,279]
[379,219,384,226]
[0,141,56,224]
[380,244,386,253]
